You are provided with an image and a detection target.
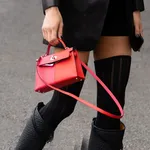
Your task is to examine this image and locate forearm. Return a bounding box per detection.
[42,0,59,14]
[132,0,145,12]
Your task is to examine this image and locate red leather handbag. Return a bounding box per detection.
[35,39,124,119]
[35,39,84,93]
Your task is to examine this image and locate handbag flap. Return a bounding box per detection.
[38,48,73,66]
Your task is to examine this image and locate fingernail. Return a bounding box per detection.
[135,34,140,37]
[58,35,62,38]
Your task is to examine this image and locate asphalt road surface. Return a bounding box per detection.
[0,0,150,150]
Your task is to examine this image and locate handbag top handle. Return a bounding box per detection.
[46,38,67,55]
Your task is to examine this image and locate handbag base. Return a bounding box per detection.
[35,76,84,93]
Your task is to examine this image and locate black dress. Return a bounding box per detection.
[43,0,145,51]
[101,0,129,36]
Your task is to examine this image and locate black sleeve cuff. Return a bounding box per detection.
[132,0,145,12]
[42,0,59,14]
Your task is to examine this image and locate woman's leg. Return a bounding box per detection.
[88,36,131,150]
[94,36,131,129]
[15,48,90,150]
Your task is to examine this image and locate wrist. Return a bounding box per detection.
[42,0,59,15]
[45,6,59,14]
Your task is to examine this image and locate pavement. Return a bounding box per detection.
[0,0,150,150]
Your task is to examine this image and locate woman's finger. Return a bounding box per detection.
[42,28,48,41]
[50,28,59,45]
[47,29,52,43]
[50,39,59,46]
[58,22,63,38]
[139,23,144,36]
[135,23,140,36]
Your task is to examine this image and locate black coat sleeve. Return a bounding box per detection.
[132,0,145,12]
[42,0,59,14]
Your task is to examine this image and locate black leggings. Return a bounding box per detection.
[40,55,131,130]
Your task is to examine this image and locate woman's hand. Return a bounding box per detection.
[133,11,143,36]
[42,7,63,45]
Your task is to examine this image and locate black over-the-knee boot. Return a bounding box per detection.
[88,118,125,150]
[15,67,87,150]
[15,102,54,150]
[88,55,131,150]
